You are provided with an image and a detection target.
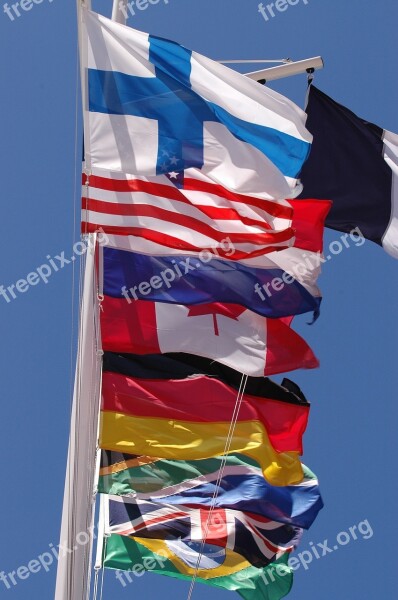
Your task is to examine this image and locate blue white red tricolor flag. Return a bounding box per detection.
[100,199,330,320]
[299,85,398,258]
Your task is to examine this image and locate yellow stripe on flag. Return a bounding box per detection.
[100,411,303,486]
[133,536,252,579]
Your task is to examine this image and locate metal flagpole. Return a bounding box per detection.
[54,2,105,599]
[54,233,102,600]
[112,0,127,24]
[244,56,324,82]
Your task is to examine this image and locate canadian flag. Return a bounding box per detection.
[101,298,318,377]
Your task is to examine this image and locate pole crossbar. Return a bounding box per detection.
[245,56,324,82]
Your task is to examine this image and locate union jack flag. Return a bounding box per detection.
[107,496,302,568]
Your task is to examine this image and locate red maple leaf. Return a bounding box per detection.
[185,303,246,336]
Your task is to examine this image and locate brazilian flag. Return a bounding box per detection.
[105,534,293,600]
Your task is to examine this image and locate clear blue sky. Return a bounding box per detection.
[1,0,397,598]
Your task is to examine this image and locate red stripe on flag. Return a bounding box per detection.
[101,371,309,454]
[81,221,290,260]
[200,508,228,544]
[184,177,293,219]
[83,173,293,220]
[82,196,274,230]
[289,199,332,253]
[81,201,293,246]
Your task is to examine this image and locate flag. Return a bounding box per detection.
[105,534,293,600]
[102,246,321,320]
[100,198,330,320]
[82,9,312,200]
[299,85,398,258]
[100,198,330,257]
[107,496,302,569]
[102,352,310,454]
[100,356,306,486]
[99,451,324,530]
[82,167,296,256]
[99,199,328,375]
[100,298,319,376]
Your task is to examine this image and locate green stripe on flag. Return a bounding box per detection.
[104,534,293,600]
[99,453,316,496]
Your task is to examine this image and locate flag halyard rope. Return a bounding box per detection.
[186,373,249,600]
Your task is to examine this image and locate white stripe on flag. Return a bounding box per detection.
[88,113,159,175]
[102,234,323,299]
[84,172,291,229]
[86,11,153,75]
[83,193,285,235]
[382,129,398,259]
[200,122,299,200]
[82,8,311,199]
[82,211,292,254]
[190,50,311,143]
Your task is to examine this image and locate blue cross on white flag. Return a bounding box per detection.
[82,9,312,200]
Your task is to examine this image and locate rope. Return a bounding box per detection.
[186,373,249,600]
[218,59,291,64]
[99,536,108,600]
[63,33,84,600]
[92,567,100,600]
[69,39,80,414]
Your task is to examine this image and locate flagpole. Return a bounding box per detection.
[106,4,322,81]
[54,235,102,600]
[112,0,127,24]
[245,56,324,82]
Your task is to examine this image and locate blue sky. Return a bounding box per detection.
[1,0,397,598]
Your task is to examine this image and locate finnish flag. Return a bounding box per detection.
[81,9,312,201]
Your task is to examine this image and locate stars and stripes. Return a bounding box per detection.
[81,168,296,258]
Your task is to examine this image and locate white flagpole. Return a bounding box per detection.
[54,235,102,600]
[112,0,127,24]
[245,56,324,82]
[55,2,127,598]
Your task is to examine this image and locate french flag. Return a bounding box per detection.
[299,86,398,258]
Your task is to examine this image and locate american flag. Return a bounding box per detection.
[81,167,295,260]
